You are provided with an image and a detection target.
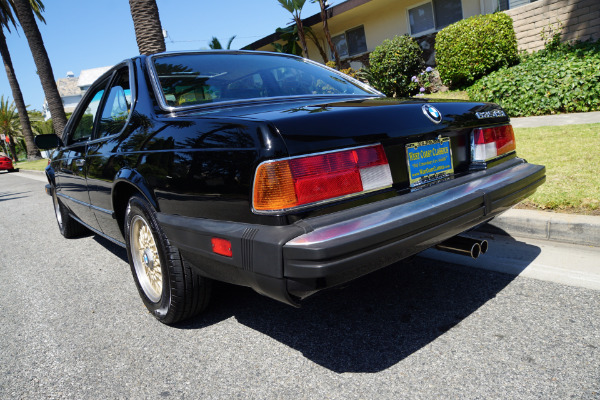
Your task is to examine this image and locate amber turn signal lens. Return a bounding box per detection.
[253,160,298,211]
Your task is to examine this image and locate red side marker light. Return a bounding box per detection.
[211,238,232,257]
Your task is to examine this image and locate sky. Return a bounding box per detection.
[0,0,337,111]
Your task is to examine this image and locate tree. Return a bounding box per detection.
[272,26,303,56]
[0,95,21,160]
[208,35,236,50]
[12,0,68,137]
[312,0,340,68]
[129,0,166,55]
[0,0,43,159]
[277,0,309,58]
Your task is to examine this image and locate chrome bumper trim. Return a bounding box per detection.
[286,163,540,247]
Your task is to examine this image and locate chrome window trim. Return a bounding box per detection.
[90,60,137,143]
[286,162,535,247]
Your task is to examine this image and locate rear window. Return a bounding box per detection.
[150,53,377,108]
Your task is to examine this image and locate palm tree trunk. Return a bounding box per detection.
[0,29,40,160]
[129,0,166,55]
[318,0,340,68]
[12,0,67,137]
[295,16,310,59]
[7,132,17,161]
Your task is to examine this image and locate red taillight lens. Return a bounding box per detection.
[211,238,232,257]
[471,125,516,162]
[253,144,393,213]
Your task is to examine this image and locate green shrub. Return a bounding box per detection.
[468,41,600,116]
[435,13,518,88]
[367,35,423,97]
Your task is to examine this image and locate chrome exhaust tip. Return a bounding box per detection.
[435,235,487,259]
[479,239,488,255]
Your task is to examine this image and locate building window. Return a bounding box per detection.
[498,0,539,11]
[408,0,462,35]
[332,25,367,58]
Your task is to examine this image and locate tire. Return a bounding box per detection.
[124,195,211,324]
[8,168,18,172]
[52,186,88,238]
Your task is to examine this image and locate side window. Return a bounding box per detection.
[98,68,132,138]
[70,85,106,144]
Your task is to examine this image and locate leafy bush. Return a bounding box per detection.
[367,35,423,97]
[435,13,518,88]
[468,40,600,116]
[326,60,359,79]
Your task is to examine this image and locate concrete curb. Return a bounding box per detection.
[476,209,600,248]
[16,169,45,176]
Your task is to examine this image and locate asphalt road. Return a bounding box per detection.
[1,171,599,399]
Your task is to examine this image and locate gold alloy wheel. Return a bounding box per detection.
[130,215,163,303]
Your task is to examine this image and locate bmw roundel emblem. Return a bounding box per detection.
[422,104,442,124]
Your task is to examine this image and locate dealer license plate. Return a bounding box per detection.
[406,137,454,187]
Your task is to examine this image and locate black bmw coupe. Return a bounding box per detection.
[35,51,545,324]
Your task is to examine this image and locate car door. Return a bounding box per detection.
[56,75,110,232]
[86,64,134,242]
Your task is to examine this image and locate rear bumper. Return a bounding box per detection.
[158,158,545,305]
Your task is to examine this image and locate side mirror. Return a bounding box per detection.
[34,134,63,150]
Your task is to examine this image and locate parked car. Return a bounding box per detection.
[0,152,17,172]
[35,51,545,324]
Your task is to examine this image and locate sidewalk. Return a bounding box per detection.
[510,111,600,128]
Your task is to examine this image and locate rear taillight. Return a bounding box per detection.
[253,144,393,213]
[471,125,516,162]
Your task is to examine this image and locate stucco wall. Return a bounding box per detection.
[257,0,484,67]
[504,0,600,52]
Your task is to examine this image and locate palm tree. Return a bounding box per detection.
[0,0,42,159]
[129,0,166,55]
[277,0,309,58]
[208,35,236,50]
[12,0,68,137]
[0,95,21,160]
[312,0,340,68]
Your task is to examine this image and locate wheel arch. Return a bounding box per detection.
[112,168,159,235]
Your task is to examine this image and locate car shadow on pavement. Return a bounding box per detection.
[93,235,128,261]
[0,191,31,203]
[175,239,541,373]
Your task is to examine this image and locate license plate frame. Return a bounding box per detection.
[406,137,454,187]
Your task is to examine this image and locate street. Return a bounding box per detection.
[1,171,598,399]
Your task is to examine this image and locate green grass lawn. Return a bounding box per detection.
[514,123,600,214]
[14,158,49,171]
